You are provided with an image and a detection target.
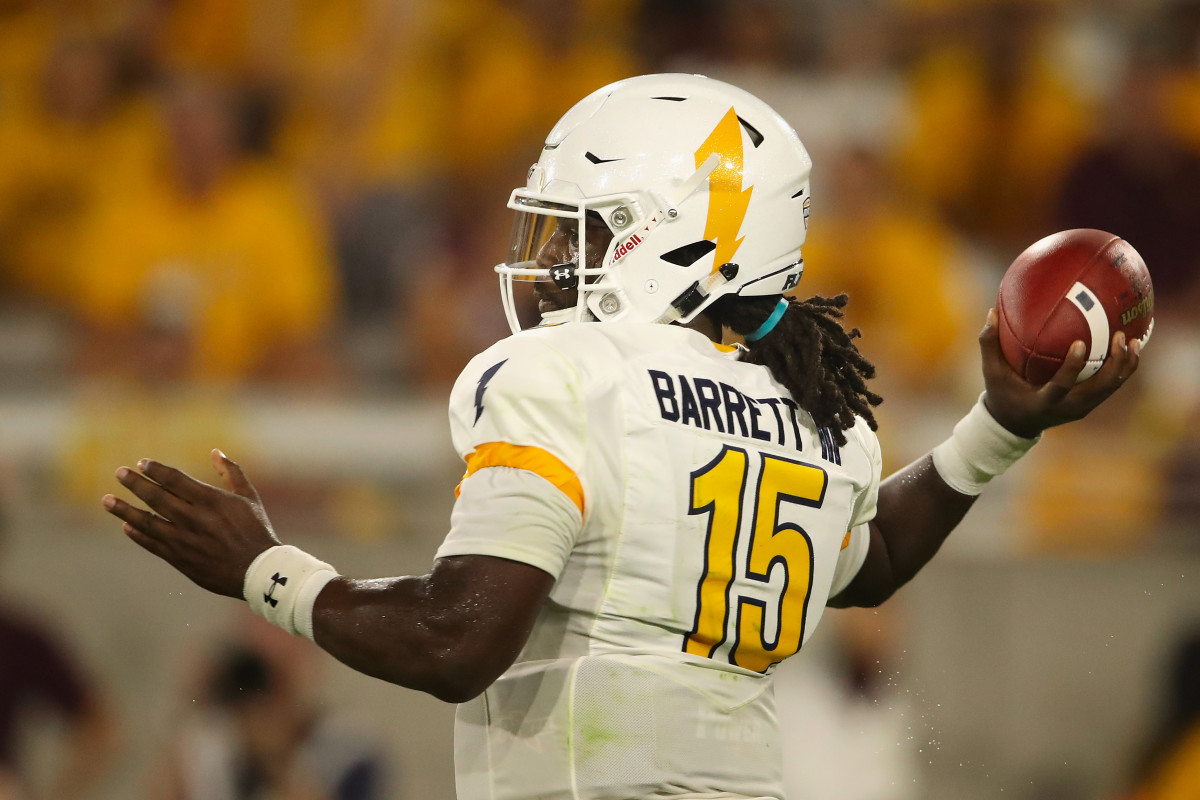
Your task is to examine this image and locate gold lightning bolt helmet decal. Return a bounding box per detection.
[694,107,754,273]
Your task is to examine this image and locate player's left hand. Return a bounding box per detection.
[979,308,1140,438]
[102,450,279,599]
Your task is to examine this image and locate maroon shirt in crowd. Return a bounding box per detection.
[0,608,89,767]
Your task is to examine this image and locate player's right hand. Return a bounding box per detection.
[102,450,280,599]
[978,308,1140,438]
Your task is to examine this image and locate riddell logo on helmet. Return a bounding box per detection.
[612,233,644,262]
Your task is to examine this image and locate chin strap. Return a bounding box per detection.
[538,306,594,326]
[653,262,741,325]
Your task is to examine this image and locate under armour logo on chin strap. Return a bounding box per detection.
[264,572,288,607]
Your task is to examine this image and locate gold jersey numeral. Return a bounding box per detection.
[684,446,826,673]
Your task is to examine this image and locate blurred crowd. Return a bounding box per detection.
[0,0,1197,537]
[0,0,643,388]
[4,0,1193,546]
[2,2,1199,799]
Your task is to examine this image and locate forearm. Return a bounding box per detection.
[876,455,975,596]
[310,574,489,703]
[306,555,553,704]
[833,392,1046,608]
[876,455,978,581]
[831,455,977,607]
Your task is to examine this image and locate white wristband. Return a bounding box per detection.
[931,394,1040,496]
[244,545,338,641]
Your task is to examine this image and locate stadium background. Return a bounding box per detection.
[0,0,1197,798]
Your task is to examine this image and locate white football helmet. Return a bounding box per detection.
[496,73,813,332]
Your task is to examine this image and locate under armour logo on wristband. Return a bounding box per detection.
[264,572,288,607]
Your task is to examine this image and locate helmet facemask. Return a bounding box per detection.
[496,155,734,333]
[497,190,643,331]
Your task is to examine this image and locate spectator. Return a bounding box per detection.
[797,147,976,398]
[405,167,522,388]
[1054,56,1200,549]
[151,638,386,800]
[69,75,340,384]
[0,507,120,800]
[893,4,1099,245]
[0,0,57,114]
[441,0,636,176]
[0,35,158,303]
[273,2,453,351]
[1056,60,1200,317]
[1119,628,1200,800]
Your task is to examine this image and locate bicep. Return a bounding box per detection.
[311,553,555,702]
[424,553,557,663]
[826,520,893,609]
[313,454,582,700]
[828,454,977,608]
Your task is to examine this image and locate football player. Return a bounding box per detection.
[103,74,1140,800]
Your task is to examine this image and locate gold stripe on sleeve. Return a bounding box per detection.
[455,442,585,514]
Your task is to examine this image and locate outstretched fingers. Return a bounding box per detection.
[210,449,260,502]
[137,459,213,504]
[106,451,277,599]
[114,466,194,523]
[974,307,1144,436]
[102,492,177,546]
[120,520,175,562]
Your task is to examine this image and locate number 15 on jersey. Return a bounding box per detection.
[684,445,828,673]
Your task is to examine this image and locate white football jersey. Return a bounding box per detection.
[437,321,881,800]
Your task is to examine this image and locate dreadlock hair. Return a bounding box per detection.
[704,293,882,446]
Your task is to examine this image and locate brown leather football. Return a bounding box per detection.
[997,229,1154,385]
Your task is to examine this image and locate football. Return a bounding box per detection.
[997,229,1154,385]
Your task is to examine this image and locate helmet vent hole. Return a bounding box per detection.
[736,115,764,148]
[791,187,805,198]
[651,96,687,102]
[585,151,623,165]
[660,240,716,267]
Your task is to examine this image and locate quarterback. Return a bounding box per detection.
[103,75,1139,800]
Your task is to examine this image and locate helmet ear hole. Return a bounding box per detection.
[660,240,716,267]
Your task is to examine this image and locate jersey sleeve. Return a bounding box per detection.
[846,415,883,529]
[829,523,871,598]
[829,417,884,596]
[437,334,588,578]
